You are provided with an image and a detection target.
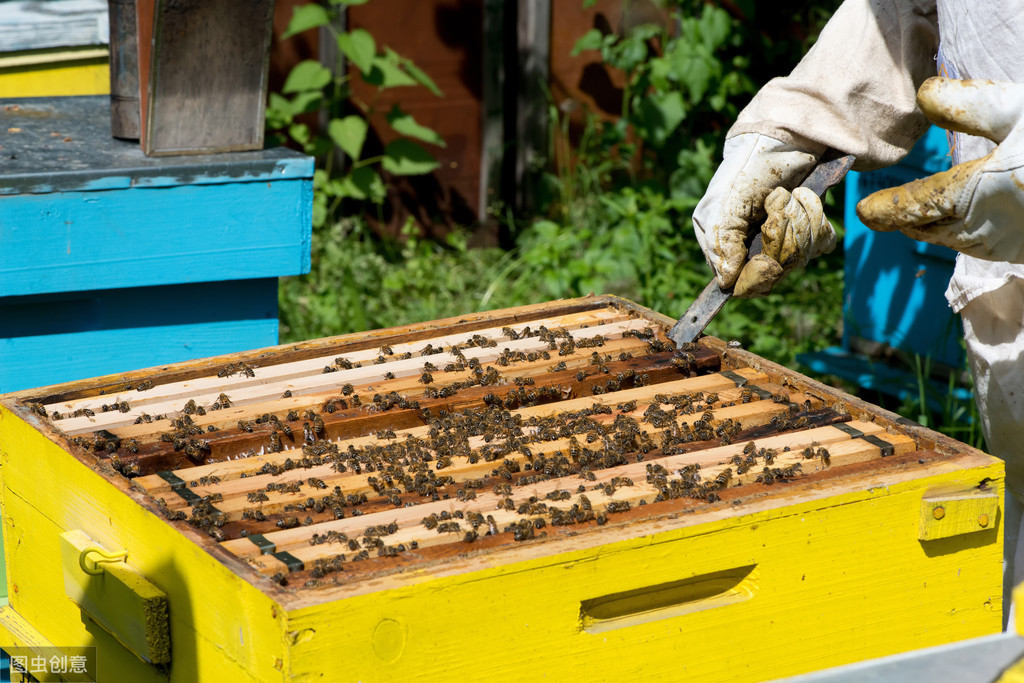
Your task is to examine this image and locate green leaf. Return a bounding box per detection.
[364,52,417,89]
[382,139,440,175]
[350,166,387,203]
[572,29,603,56]
[401,58,442,97]
[290,90,324,115]
[328,115,368,160]
[609,32,649,72]
[632,90,685,145]
[265,92,293,128]
[289,122,311,147]
[337,28,376,74]
[386,106,446,147]
[283,60,332,93]
[282,5,331,40]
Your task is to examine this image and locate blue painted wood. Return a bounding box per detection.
[0,95,314,297]
[1,180,312,297]
[842,128,963,371]
[0,278,280,393]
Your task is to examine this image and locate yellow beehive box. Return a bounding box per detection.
[0,296,1003,682]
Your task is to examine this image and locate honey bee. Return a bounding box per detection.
[714,468,733,488]
[110,455,141,478]
[419,372,434,385]
[136,379,154,391]
[281,390,293,398]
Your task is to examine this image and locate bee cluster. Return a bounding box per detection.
[33,303,903,591]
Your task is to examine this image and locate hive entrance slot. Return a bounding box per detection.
[579,564,758,634]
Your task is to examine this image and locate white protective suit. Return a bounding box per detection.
[695,0,1024,621]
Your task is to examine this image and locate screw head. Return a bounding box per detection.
[933,506,945,520]
[979,514,990,528]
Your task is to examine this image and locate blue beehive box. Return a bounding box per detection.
[799,126,967,396]
[0,96,314,393]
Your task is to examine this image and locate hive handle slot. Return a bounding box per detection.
[579,564,758,634]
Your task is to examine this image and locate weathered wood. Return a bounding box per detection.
[143,0,274,155]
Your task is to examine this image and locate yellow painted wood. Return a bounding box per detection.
[0,293,1007,681]
[282,461,1004,682]
[0,406,287,682]
[998,663,1024,683]
[919,489,1000,541]
[60,529,170,664]
[0,47,109,97]
[0,605,64,682]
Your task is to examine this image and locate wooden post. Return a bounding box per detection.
[515,0,551,214]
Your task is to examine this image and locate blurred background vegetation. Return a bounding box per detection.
[269,0,981,447]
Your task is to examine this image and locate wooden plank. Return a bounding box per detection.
[101,344,712,473]
[48,308,630,423]
[97,336,686,444]
[208,407,849,543]
[21,296,616,404]
[54,315,652,435]
[233,423,916,573]
[134,369,770,497]
[144,0,274,155]
[160,387,819,519]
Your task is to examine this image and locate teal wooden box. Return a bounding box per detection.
[0,96,314,393]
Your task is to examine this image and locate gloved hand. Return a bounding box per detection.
[857,77,1024,263]
[694,133,836,298]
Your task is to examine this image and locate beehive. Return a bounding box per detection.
[0,296,1003,682]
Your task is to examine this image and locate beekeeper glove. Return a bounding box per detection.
[693,133,835,298]
[857,77,1024,263]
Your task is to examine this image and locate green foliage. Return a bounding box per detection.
[267,0,445,228]
[279,218,527,341]
[897,354,985,450]
[514,0,844,365]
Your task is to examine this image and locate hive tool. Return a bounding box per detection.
[668,152,856,347]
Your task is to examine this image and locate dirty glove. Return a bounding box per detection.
[857,77,1024,263]
[694,133,835,298]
